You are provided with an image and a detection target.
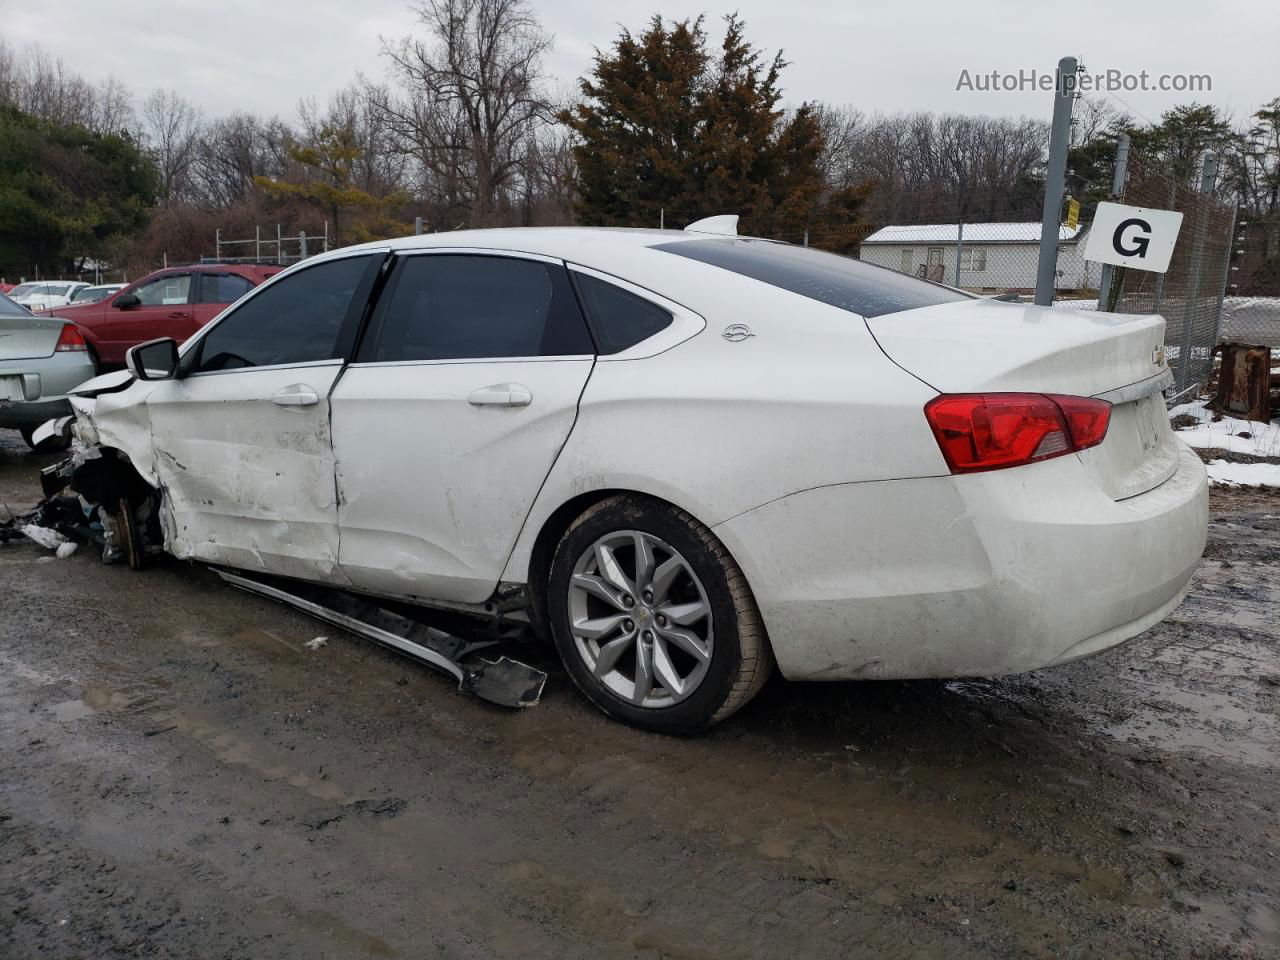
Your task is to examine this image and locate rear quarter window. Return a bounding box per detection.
[653,238,972,318]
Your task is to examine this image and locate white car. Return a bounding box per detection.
[9,281,90,310]
[66,221,1208,731]
[69,283,127,305]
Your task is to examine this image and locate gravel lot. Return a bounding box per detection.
[2,427,1278,959]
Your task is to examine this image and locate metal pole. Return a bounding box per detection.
[277,224,282,263]
[323,221,329,252]
[299,231,308,260]
[1096,133,1130,310]
[255,225,261,262]
[415,216,423,235]
[803,229,809,247]
[660,209,664,230]
[955,221,964,289]
[1034,56,1077,306]
[215,228,221,261]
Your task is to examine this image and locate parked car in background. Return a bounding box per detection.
[0,291,96,448]
[9,281,90,310]
[69,223,1208,731]
[42,263,281,368]
[70,283,127,305]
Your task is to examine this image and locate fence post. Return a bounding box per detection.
[255,225,261,261]
[415,216,423,235]
[215,228,221,261]
[299,232,308,260]
[1096,133,1130,310]
[323,221,329,252]
[1175,152,1218,395]
[276,224,282,263]
[1034,56,1077,307]
[954,221,964,289]
[660,209,664,230]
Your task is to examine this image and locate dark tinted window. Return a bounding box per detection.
[362,255,592,362]
[654,238,972,318]
[198,273,255,304]
[194,256,372,372]
[573,273,672,354]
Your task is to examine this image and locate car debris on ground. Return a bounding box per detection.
[2,429,548,710]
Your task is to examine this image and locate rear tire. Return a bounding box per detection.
[547,494,773,733]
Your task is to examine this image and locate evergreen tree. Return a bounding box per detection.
[562,15,865,239]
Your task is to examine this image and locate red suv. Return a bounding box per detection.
[41,263,282,368]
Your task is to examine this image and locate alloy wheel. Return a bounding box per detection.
[566,529,714,708]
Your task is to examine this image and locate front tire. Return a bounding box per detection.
[547,494,773,733]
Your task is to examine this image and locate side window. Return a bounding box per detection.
[572,273,672,354]
[198,273,255,304]
[362,255,593,362]
[134,274,191,306]
[193,256,373,373]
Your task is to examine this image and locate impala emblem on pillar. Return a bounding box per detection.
[722,323,754,342]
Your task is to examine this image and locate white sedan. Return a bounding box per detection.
[67,221,1208,731]
[9,280,89,310]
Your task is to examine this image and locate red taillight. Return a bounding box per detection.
[54,324,87,352]
[924,393,1111,474]
[1047,393,1111,451]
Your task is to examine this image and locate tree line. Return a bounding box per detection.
[0,1,1277,281]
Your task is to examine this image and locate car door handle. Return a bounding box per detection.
[271,384,320,407]
[168,311,189,319]
[468,383,532,407]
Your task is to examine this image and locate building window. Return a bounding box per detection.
[960,247,987,272]
[899,249,913,273]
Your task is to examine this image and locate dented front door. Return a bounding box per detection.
[143,361,348,582]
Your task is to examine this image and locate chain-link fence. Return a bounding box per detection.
[1218,219,1280,349]
[1107,150,1236,399]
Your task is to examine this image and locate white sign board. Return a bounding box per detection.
[1084,201,1184,273]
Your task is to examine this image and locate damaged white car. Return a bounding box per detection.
[58,220,1209,732]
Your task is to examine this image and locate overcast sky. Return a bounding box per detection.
[4,0,1277,127]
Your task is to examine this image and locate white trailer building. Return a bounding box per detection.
[858,222,1096,294]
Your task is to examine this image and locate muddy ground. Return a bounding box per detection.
[1,427,1278,960]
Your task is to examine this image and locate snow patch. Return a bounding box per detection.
[1206,460,1280,489]
[1169,401,1280,459]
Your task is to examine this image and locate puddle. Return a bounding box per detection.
[47,685,134,721]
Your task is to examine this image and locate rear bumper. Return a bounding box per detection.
[0,397,74,429]
[714,442,1209,681]
[0,352,96,429]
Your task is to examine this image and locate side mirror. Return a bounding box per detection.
[114,293,140,309]
[126,338,180,381]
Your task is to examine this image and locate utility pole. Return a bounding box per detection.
[1034,56,1077,307]
[1096,133,1130,310]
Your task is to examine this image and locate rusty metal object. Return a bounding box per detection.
[1209,343,1272,422]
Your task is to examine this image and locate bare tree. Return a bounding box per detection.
[378,0,554,227]
[143,89,204,204]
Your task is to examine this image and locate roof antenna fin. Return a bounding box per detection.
[684,215,739,237]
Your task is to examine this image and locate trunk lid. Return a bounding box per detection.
[0,315,63,360]
[868,298,1179,500]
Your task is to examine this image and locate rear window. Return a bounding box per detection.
[0,293,29,316]
[654,238,972,318]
